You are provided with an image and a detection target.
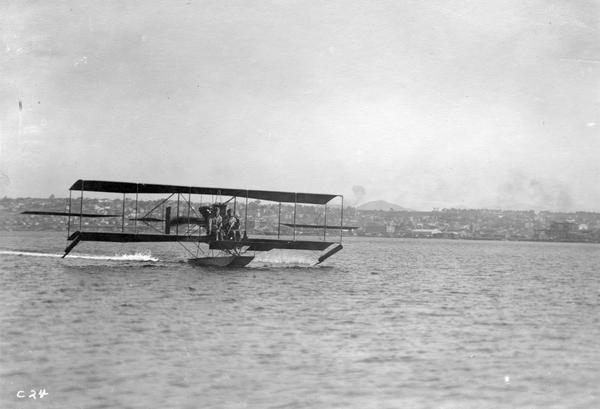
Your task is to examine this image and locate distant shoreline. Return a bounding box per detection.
[1,228,598,245]
[2,197,599,243]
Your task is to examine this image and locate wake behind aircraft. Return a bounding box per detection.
[22,180,357,267]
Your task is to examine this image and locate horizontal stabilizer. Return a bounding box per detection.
[281,223,359,230]
[128,216,206,225]
[169,216,206,226]
[129,217,164,222]
[22,211,121,218]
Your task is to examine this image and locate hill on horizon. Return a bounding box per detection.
[358,200,411,211]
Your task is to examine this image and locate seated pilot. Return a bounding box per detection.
[209,207,223,240]
[223,208,240,240]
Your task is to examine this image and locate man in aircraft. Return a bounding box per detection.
[223,208,240,240]
[209,206,223,240]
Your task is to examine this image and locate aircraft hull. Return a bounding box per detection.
[188,255,254,268]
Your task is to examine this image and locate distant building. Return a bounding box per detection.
[547,221,578,241]
[411,228,442,238]
[363,224,386,236]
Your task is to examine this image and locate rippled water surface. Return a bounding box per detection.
[1,231,599,408]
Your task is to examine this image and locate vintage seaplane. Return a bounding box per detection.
[22,180,355,267]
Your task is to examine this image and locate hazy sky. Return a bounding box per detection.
[1,0,598,211]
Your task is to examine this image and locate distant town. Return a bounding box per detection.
[1,196,599,243]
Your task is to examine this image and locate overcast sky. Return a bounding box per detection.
[1,0,598,211]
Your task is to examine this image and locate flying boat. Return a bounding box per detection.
[22,180,357,267]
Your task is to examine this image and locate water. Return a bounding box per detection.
[0,231,598,409]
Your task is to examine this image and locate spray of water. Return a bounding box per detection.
[0,250,158,262]
[250,250,318,268]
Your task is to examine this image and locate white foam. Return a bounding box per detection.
[0,250,158,262]
[250,251,317,268]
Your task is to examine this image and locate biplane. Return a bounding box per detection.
[22,180,355,267]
